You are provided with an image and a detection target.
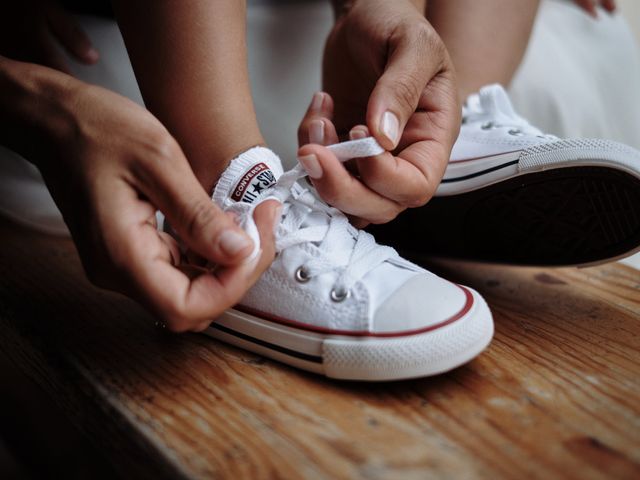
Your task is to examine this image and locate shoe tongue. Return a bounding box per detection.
[212,147,284,208]
[463,92,482,116]
[478,84,519,120]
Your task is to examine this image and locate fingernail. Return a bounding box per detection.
[299,154,322,179]
[85,47,99,62]
[311,92,324,112]
[219,229,253,257]
[380,111,400,147]
[350,128,367,140]
[310,120,325,144]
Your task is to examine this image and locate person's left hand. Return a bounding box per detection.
[297,0,460,227]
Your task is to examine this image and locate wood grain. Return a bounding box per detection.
[0,218,639,479]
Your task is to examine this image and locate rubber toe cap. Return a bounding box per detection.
[372,273,471,334]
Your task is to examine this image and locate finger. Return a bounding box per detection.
[348,215,370,229]
[134,137,256,266]
[182,211,240,267]
[45,3,99,63]
[308,118,340,146]
[390,74,460,205]
[347,125,432,207]
[297,144,403,224]
[349,125,369,140]
[298,91,335,146]
[366,22,445,150]
[340,126,369,176]
[601,0,616,12]
[122,200,281,332]
[574,0,598,17]
[184,200,281,331]
[358,70,458,209]
[126,228,238,331]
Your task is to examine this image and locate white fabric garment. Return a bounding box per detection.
[510,0,640,149]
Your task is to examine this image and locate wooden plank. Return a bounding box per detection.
[0,217,638,479]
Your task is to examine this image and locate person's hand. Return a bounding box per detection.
[573,0,616,17]
[35,81,280,332]
[0,0,99,73]
[297,0,459,227]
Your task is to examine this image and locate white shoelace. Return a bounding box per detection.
[227,138,397,298]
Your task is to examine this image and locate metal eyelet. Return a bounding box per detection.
[294,266,311,283]
[481,122,495,130]
[330,288,350,302]
[508,129,523,136]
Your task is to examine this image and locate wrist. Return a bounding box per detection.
[0,56,80,168]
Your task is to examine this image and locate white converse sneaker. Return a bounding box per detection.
[370,84,640,266]
[204,144,493,381]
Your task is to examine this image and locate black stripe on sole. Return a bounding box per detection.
[210,323,323,364]
[441,159,520,183]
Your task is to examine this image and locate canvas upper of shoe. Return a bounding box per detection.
[447,84,640,178]
[451,84,558,162]
[212,145,469,334]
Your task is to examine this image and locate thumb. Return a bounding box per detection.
[366,25,445,150]
[166,190,255,266]
[172,198,256,266]
[138,149,255,266]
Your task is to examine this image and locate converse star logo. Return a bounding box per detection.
[231,163,277,203]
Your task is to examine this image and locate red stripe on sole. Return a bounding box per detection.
[231,284,475,338]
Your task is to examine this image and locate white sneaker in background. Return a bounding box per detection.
[370,84,640,267]
[204,145,494,381]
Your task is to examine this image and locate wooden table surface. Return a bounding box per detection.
[1,218,639,480]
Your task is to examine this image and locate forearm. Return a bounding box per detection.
[0,55,77,168]
[113,0,263,194]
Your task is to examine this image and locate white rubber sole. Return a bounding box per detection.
[203,287,494,381]
[437,138,640,197]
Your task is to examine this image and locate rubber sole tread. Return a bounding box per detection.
[369,166,640,266]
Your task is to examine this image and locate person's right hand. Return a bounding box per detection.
[37,80,280,332]
[297,0,459,228]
